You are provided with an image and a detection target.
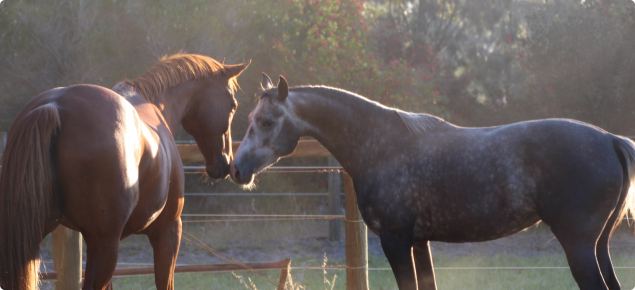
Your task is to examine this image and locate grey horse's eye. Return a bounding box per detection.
[262,120,273,127]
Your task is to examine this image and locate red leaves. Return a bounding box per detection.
[506,35,512,42]
[517,48,525,60]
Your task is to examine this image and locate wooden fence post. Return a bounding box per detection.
[1,131,6,160]
[277,259,292,290]
[328,157,342,241]
[52,226,82,290]
[344,172,369,290]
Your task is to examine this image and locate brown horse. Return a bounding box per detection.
[0,54,249,290]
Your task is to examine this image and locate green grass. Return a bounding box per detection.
[38,220,635,290]
[107,253,635,290]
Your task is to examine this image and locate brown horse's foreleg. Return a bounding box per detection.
[413,241,437,290]
[146,219,182,290]
[82,237,120,290]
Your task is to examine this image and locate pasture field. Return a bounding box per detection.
[39,251,635,290]
[39,221,635,290]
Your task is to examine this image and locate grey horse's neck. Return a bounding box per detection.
[288,86,445,177]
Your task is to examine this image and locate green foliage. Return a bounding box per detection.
[367,0,530,125]
[524,0,635,133]
[259,0,448,116]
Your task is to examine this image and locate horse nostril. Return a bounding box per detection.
[231,165,241,181]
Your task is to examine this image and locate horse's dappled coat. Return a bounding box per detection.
[231,74,635,290]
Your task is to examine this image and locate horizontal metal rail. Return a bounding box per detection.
[183,165,343,174]
[181,214,344,218]
[185,192,343,196]
[40,261,635,273]
[40,259,292,281]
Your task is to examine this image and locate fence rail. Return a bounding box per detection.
[41,259,291,280]
[178,140,331,163]
[184,192,342,196]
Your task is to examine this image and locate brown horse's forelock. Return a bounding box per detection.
[128,53,239,103]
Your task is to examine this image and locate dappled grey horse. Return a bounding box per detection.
[230,74,635,290]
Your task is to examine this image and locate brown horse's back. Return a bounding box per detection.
[1,84,148,290]
[52,83,181,253]
[50,85,144,234]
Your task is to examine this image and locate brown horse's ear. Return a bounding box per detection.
[261,73,273,90]
[225,59,251,78]
[277,75,289,101]
[220,57,226,64]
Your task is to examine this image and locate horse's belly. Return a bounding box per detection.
[122,171,172,236]
[417,207,541,243]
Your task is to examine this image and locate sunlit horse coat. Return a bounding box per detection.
[230,74,635,290]
[0,54,248,290]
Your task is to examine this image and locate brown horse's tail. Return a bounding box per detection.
[612,135,635,229]
[0,105,61,290]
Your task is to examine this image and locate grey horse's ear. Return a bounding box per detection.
[277,75,289,102]
[261,73,273,90]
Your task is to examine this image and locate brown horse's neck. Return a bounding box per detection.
[113,82,195,135]
[289,87,408,177]
[153,83,198,133]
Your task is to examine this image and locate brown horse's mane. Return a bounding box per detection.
[128,53,238,102]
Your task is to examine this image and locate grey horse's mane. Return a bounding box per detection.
[395,110,444,134]
[257,84,444,134]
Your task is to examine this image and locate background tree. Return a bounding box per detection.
[1,0,634,135]
[521,0,635,134]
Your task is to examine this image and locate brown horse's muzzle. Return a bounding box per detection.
[206,156,231,180]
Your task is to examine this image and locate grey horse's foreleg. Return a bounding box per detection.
[413,241,437,290]
[380,230,417,290]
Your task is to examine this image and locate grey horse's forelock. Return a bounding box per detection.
[255,87,277,102]
[396,110,444,135]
